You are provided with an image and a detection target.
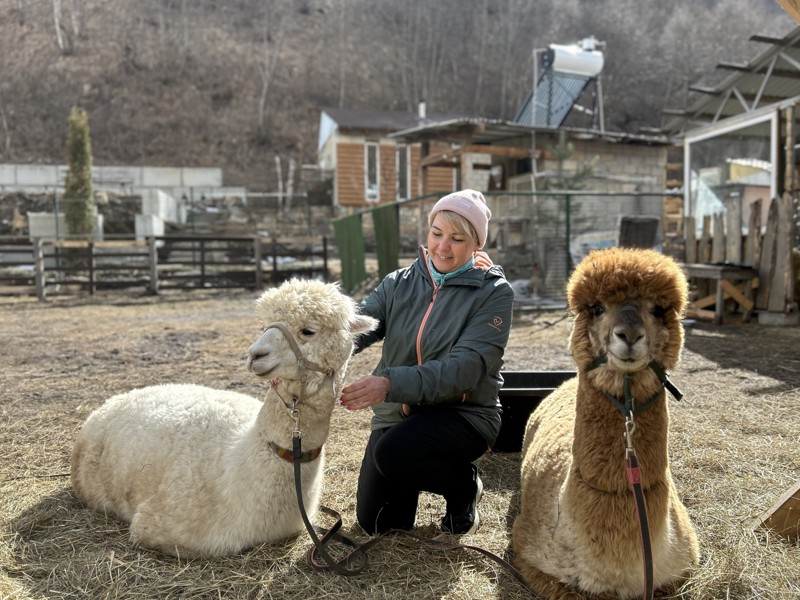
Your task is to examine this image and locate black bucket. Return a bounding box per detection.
[492,370,576,453]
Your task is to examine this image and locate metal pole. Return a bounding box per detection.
[531,48,543,193]
[148,236,159,294]
[254,236,263,289]
[34,238,46,301]
[88,240,95,295]
[565,193,572,278]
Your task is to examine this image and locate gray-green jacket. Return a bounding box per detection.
[354,247,514,445]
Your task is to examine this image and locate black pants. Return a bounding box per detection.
[356,407,487,535]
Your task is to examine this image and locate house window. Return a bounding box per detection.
[365,143,379,203]
[397,145,410,200]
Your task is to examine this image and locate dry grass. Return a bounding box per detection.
[1,290,798,599]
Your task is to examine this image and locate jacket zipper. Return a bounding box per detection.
[416,252,440,365]
[402,253,440,416]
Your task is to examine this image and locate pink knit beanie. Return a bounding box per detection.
[428,189,492,249]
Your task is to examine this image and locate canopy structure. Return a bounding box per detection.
[661,27,800,136]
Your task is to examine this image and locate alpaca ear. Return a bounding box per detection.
[349,314,379,335]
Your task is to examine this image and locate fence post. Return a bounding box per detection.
[200,239,206,288]
[88,240,96,295]
[254,236,263,289]
[34,238,46,301]
[271,237,279,284]
[148,237,159,294]
[565,193,572,278]
[322,236,328,281]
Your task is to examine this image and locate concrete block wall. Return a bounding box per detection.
[142,189,184,224]
[0,164,224,195]
[28,212,105,240]
[135,213,165,240]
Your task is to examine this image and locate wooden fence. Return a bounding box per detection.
[683,194,797,322]
[0,235,329,301]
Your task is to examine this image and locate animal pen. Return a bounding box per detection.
[334,189,798,324]
[0,235,330,300]
[334,190,680,295]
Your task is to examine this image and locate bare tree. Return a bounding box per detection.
[336,0,348,107]
[70,0,83,39]
[0,105,10,157]
[52,0,83,55]
[16,0,26,25]
[53,0,68,53]
[257,1,285,130]
[374,0,456,111]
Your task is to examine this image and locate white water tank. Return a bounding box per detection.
[546,36,604,78]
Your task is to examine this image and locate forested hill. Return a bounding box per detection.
[0,0,793,190]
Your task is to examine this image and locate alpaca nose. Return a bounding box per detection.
[614,304,645,347]
[247,340,269,370]
[613,324,644,347]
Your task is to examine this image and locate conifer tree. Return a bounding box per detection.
[64,106,95,236]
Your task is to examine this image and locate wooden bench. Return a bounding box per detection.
[681,263,759,325]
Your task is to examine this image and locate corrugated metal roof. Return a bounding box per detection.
[662,26,800,136]
[320,107,470,133]
[389,117,670,146]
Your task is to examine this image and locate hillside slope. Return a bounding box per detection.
[0,0,792,190]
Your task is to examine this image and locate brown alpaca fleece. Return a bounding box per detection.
[512,248,699,600]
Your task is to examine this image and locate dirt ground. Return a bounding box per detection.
[1,288,799,599]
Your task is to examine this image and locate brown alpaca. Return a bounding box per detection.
[512,248,700,599]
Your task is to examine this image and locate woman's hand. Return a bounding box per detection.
[340,375,390,411]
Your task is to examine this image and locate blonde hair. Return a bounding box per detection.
[431,210,480,248]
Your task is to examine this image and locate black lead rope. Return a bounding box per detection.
[292,436,368,576]
[291,436,544,597]
[626,447,654,600]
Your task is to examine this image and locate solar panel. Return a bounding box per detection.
[515,71,592,128]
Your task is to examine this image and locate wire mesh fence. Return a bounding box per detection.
[341,191,678,303]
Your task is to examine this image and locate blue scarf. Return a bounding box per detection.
[427,256,475,287]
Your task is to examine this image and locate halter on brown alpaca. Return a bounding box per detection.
[512,247,700,600]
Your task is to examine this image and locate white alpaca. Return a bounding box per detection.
[70,279,377,558]
[512,248,700,599]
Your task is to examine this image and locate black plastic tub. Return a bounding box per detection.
[492,370,576,452]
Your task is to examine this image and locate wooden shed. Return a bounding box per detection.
[317,107,463,208]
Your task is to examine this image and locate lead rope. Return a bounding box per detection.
[624,413,654,600]
[271,322,541,594]
[585,355,677,600]
[292,428,541,595]
[292,432,369,575]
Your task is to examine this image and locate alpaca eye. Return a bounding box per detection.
[300,328,317,337]
[590,303,604,317]
[652,305,667,319]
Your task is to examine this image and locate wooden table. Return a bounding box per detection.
[681,263,759,325]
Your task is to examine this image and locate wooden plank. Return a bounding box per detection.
[685,216,697,263]
[754,479,800,543]
[47,240,91,249]
[463,144,533,159]
[712,212,726,263]
[778,1,800,26]
[756,198,778,310]
[684,307,716,321]
[700,215,712,263]
[785,106,796,193]
[690,278,759,310]
[94,240,148,248]
[724,193,742,264]
[744,198,762,267]
[720,280,754,310]
[768,192,795,313]
[0,285,36,295]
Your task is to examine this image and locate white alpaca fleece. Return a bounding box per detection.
[71,279,377,558]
